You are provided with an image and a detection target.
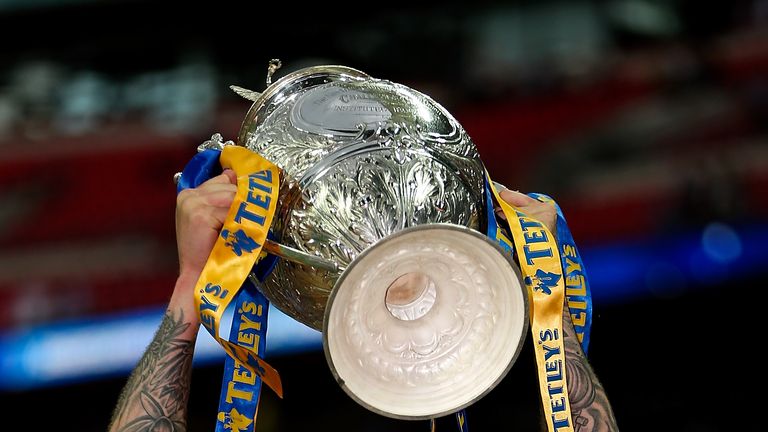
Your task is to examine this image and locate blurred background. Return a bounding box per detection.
[0,0,765,430]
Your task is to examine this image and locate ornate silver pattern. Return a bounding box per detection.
[237,68,486,330]
[344,243,493,383]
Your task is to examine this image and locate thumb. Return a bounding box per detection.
[499,189,538,207]
[206,169,237,185]
[222,169,237,185]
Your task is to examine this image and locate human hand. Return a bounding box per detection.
[497,189,577,329]
[174,169,238,284]
[495,188,564,315]
[496,189,557,236]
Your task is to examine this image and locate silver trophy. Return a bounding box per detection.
[207,63,528,419]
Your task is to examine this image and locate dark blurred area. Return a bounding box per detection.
[0,0,765,431]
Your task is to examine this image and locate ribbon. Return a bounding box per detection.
[176,146,282,432]
[486,174,575,432]
[527,193,593,354]
[455,410,469,432]
[429,411,469,432]
[215,279,270,432]
[440,178,591,432]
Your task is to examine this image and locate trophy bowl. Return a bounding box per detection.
[232,64,529,419]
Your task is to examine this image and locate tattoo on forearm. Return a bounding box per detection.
[109,309,196,432]
[562,313,619,432]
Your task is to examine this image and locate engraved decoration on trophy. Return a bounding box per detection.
[206,64,529,419]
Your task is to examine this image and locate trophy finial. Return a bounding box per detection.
[228,58,282,101]
[266,58,282,85]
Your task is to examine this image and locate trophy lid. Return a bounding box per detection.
[236,64,371,148]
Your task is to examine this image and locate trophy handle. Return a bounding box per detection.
[262,239,342,273]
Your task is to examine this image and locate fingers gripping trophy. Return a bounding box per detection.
[181,60,530,423]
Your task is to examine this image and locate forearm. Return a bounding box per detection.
[109,275,200,432]
[562,307,619,432]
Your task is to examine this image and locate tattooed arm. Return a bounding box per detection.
[109,170,238,432]
[108,294,197,432]
[562,301,619,432]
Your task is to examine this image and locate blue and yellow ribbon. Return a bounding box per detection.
[215,280,270,432]
[528,193,593,353]
[439,177,592,432]
[177,145,282,432]
[486,173,574,432]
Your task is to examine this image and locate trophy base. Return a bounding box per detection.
[323,224,528,419]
